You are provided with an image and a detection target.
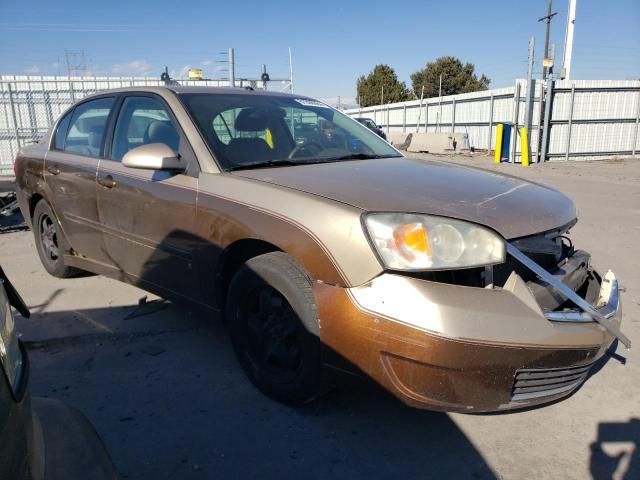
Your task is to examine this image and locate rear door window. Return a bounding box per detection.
[53,111,72,150]
[64,97,114,158]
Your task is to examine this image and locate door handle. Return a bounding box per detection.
[46,165,60,175]
[97,175,116,189]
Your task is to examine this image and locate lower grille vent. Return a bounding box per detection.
[511,363,593,401]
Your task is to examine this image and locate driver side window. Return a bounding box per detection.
[111,96,180,161]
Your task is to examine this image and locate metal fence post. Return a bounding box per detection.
[565,83,576,161]
[511,82,521,163]
[386,104,390,135]
[451,98,456,133]
[424,103,428,132]
[7,82,21,151]
[487,92,494,152]
[403,103,406,133]
[540,80,554,162]
[633,90,640,157]
[535,82,545,161]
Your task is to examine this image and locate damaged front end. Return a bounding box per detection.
[317,221,628,412]
[495,225,630,349]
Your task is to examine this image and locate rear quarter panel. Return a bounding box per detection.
[15,142,48,228]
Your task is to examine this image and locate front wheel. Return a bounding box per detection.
[226,252,322,405]
[32,199,81,278]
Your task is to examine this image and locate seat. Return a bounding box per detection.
[66,125,103,157]
[223,108,278,167]
[226,137,276,166]
[144,121,179,153]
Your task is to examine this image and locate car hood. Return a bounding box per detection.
[233,157,577,239]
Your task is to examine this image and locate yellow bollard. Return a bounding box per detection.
[494,123,503,163]
[520,127,529,166]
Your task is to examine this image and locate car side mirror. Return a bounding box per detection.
[122,143,184,171]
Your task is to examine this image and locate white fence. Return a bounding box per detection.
[345,79,640,162]
[1,76,639,175]
[0,75,262,175]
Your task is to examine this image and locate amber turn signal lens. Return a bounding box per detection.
[393,223,431,260]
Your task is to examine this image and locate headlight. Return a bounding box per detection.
[364,213,505,270]
[0,278,24,394]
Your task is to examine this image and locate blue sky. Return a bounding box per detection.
[1,0,638,103]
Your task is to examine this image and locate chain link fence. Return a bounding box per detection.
[0,75,263,175]
[346,79,640,162]
[1,76,639,175]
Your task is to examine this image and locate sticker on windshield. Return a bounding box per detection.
[294,98,330,108]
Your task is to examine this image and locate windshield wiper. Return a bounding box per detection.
[322,153,399,161]
[227,154,399,172]
[226,159,308,172]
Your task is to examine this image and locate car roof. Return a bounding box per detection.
[79,85,313,101]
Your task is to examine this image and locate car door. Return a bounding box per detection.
[43,96,115,264]
[96,94,201,302]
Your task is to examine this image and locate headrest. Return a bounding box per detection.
[234,109,267,132]
[234,107,286,132]
[145,121,179,151]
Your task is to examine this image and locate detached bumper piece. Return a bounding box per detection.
[506,243,631,349]
[512,362,594,402]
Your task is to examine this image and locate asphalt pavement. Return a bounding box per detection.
[1,155,638,479]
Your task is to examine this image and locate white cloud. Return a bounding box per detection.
[111,60,154,76]
[200,60,214,67]
[24,65,41,74]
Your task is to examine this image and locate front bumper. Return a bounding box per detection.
[315,266,622,413]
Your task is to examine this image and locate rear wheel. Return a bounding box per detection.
[33,199,81,278]
[226,252,322,405]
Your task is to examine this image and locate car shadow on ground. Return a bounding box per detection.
[590,418,640,479]
[22,299,498,480]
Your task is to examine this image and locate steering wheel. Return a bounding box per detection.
[288,142,323,159]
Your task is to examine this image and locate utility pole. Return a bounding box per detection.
[437,74,443,132]
[381,85,384,105]
[524,37,536,133]
[538,0,557,80]
[288,47,294,93]
[228,48,235,88]
[562,0,577,80]
[415,85,425,133]
[65,49,87,77]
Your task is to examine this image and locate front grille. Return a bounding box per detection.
[511,362,594,402]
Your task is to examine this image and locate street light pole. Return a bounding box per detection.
[562,0,578,80]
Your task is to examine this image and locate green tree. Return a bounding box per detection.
[356,64,413,107]
[410,56,490,98]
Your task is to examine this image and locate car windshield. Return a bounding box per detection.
[180,93,401,171]
[357,118,376,129]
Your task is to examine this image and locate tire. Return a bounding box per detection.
[226,252,322,405]
[32,199,81,278]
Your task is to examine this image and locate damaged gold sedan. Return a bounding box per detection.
[14,87,628,412]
